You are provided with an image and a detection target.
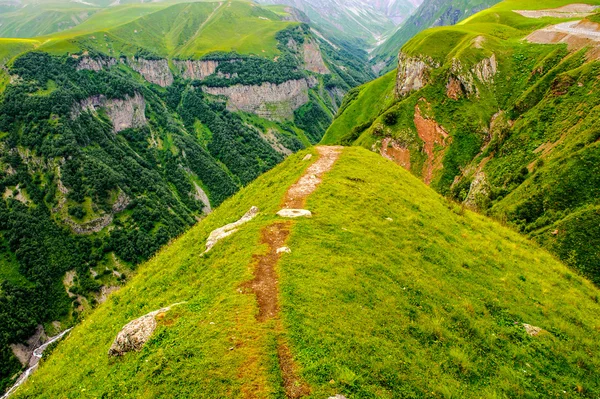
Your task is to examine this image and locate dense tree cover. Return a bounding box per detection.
[294,99,332,144]
[0,50,304,391]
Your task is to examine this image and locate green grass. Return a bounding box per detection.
[326,0,600,281]
[0,38,38,65]
[31,0,296,59]
[321,70,397,145]
[14,147,600,398]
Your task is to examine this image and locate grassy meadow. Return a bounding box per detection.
[13,147,600,398]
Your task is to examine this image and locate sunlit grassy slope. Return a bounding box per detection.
[325,0,600,283]
[30,0,296,59]
[15,147,600,398]
[321,70,396,145]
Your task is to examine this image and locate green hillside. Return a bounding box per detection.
[370,0,501,75]
[12,147,600,398]
[0,1,374,393]
[326,0,600,285]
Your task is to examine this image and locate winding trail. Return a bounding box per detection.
[240,146,343,399]
[1,328,72,399]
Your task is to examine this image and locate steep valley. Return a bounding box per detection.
[0,1,372,392]
[1,0,600,397]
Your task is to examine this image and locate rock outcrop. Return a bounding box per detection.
[302,39,329,74]
[446,54,498,99]
[276,209,312,218]
[203,79,314,120]
[173,59,220,80]
[464,172,491,210]
[523,323,543,337]
[74,93,147,132]
[204,206,259,253]
[76,56,117,71]
[127,57,173,87]
[192,182,212,214]
[395,52,437,98]
[473,54,497,84]
[108,304,183,356]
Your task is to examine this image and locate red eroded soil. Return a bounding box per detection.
[283,146,343,209]
[413,105,450,185]
[381,138,411,170]
[240,146,342,398]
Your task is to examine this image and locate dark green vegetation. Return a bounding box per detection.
[370,0,501,74]
[0,2,373,392]
[325,0,600,287]
[13,147,600,398]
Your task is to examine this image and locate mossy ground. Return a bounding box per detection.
[14,147,600,398]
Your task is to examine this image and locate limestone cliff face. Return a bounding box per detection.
[173,59,220,80]
[203,78,316,121]
[446,54,498,99]
[76,56,117,71]
[473,54,497,83]
[395,52,437,98]
[302,39,329,74]
[464,171,491,210]
[74,93,147,132]
[76,56,174,87]
[127,57,173,87]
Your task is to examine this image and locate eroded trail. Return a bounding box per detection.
[241,146,342,398]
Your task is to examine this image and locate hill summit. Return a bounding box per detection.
[11,146,600,398]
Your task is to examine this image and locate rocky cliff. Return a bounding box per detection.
[395,52,437,97]
[173,59,220,81]
[73,93,147,132]
[203,78,316,121]
[302,39,329,74]
[76,56,117,71]
[127,57,174,87]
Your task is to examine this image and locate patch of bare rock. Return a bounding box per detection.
[203,206,259,253]
[526,20,600,58]
[277,209,312,218]
[515,4,598,19]
[108,303,184,356]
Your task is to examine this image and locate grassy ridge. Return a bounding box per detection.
[325,0,600,283]
[14,147,600,398]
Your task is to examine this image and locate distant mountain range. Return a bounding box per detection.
[370,0,501,73]
[255,0,423,47]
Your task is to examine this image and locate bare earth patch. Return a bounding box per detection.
[515,4,598,18]
[240,146,342,398]
[283,146,343,209]
[526,20,600,58]
[380,138,411,170]
[414,104,450,185]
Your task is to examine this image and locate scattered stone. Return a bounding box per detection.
[204,207,259,253]
[523,323,543,337]
[329,395,347,399]
[276,246,292,254]
[108,303,184,356]
[303,154,313,161]
[386,217,393,222]
[277,209,312,218]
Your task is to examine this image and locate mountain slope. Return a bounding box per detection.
[0,1,373,392]
[324,0,600,284]
[255,0,422,48]
[370,0,501,74]
[11,146,600,398]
